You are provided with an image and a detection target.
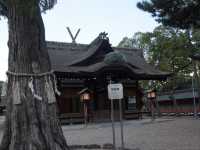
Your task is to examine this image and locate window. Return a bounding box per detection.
[128,96,136,110]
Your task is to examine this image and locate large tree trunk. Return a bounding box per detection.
[0,1,69,150]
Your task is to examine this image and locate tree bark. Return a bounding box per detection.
[0,1,69,150]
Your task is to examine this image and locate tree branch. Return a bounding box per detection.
[0,0,8,17]
[39,0,57,12]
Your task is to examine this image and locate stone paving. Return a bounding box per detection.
[0,116,200,150]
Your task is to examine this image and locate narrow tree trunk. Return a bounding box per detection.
[171,60,177,115]
[0,1,69,150]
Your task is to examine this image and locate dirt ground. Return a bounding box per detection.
[0,116,200,150]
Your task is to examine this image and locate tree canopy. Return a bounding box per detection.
[136,0,200,91]
[137,0,200,29]
[0,0,57,17]
[118,25,200,91]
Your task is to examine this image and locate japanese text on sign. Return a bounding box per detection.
[108,83,123,100]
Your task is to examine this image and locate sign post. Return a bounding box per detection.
[83,102,88,127]
[110,98,116,150]
[119,98,124,149]
[191,75,197,118]
[108,83,124,150]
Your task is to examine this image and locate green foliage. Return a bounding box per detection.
[137,0,200,29]
[117,32,152,57]
[0,0,57,17]
[39,0,57,12]
[118,37,134,48]
[137,0,200,92]
[118,25,200,91]
[0,0,7,17]
[146,26,192,73]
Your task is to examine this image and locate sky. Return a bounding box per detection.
[0,0,158,81]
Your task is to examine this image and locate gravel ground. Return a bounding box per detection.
[62,117,200,150]
[0,116,200,150]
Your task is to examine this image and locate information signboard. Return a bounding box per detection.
[108,83,123,100]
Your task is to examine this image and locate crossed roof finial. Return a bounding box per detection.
[66,27,81,44]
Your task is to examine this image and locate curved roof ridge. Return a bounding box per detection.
[46,41,88,50]
[67,36,109,66]
[114,46,142,51]
[114,47,143,58]
[46,40,88,46]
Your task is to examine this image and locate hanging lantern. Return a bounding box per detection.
[147,90,156,99]
[78,88,92,102]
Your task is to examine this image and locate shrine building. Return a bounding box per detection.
[47,33,169,123]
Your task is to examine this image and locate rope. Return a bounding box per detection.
[53,74,61,96]
[12,80,21,104]
[7,70,61,103]
[28,77,42,101]
[6,70,54,77]
[45,76,56,104]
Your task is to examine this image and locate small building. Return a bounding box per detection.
[157,88,200,115]
[47,33,169,122]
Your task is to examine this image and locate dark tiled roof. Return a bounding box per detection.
[47,34,170,80]
[47,41,88,69]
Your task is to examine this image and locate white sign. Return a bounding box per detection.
[108,83,123,100]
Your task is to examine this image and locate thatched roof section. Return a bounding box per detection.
[47,41,88,69]
[47,33,170,80]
